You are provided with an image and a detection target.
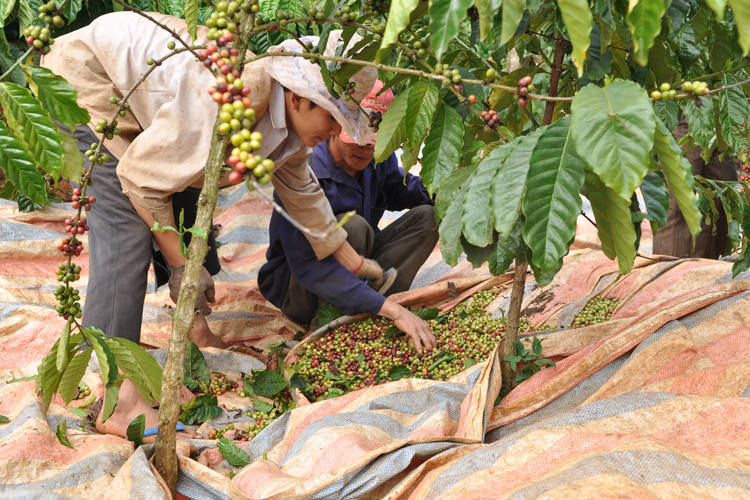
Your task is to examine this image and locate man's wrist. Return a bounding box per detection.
[167,264,184,275]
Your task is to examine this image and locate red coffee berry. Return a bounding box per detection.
[241,86,251,96]
[71,201,80,209]
[228,171,243,184]
[518,87,527,96]
[467,95,477,104]
[72,188,81,196]
[518,96,528,107]
[88,196,96,204]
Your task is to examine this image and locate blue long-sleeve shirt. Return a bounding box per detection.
[258,140,432,317]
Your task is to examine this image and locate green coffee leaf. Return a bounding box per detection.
[680,97,715,151]
[500,0,525,45]
[434,165,477,222]
[186,226,208,239]
[421,104,464,194]
[414,308,440,320]
[439,190,465,266]
[23,66,90,133]
[489,218,523,276]
[68,407,88,418]
[326,387,345,398]
[474,0,493,40]
[428,0,474,58]
[56,420,75,450]
[0,120,47,205]
[0,415,9,423]
[626,0,667,65]
[102,374,126,423]
[489,134,540,238]
[374,82,409,164]
[523,116,585,274]
[109,336,163,402]
[718,74,750,161]
[571,80,655,201]
[704,0,727,20]
[59,132,84,184]
[730,0,750,54]
[250,370,287,397]
[379,0,428,50]
[56,322,71,372]
[218,437,252,468]
[58,348,92,406]
[653,121,701,238]
[17,0,33,42]
[62,0,83,22]
[184,341,210,390]
[185,0,199,41]
[126,414,146,447]
[404,80,439,148]
[640,172,669,233]
[317,304,343,326]
[583,170,637,274]
[462,143,512,248]
[0,82,64,184]
[289,373,312,395]
[653,100,681,133]
[388,365,411,380]
[558,0,592,75]
[384,326,404,339]
[180,394,221,425]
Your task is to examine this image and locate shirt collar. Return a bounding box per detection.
[268,80,286,131]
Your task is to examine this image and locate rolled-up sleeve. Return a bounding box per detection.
[271,148,347,260]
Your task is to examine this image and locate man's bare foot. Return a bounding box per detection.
[190,313,228,349]
[95,378,199,444]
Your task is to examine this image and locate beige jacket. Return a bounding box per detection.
[42,12,345,259]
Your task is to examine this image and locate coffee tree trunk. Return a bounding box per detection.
[499,35,567,400]
[153,12,254,495]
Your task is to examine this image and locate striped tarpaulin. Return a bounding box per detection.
[2,185,748,499]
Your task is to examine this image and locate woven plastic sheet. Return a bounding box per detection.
[2,185,750,499]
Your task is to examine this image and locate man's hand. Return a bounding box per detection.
[168,266,216,316]
[378,300,436,354]
[356,258,384,289]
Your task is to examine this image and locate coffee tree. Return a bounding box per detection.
[1,0,750,494]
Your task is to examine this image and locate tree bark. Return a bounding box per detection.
[500,33,567,401]
[153,12,255,496]
[542,34,567,126]
[500,251,528,398]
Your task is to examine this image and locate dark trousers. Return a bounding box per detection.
[653,116,738,259]
[64,125,219,344]
[280,204,439,325]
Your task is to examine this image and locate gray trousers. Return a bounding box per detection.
[65,125,218,344]
[280,204,440,325]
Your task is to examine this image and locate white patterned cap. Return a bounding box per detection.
[264,30,378,145]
